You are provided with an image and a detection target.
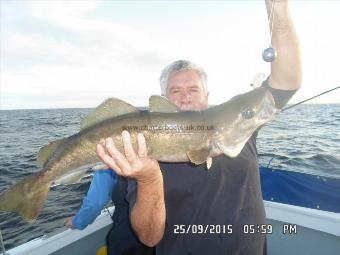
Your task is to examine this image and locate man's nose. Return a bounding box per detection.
[179,91,191,103]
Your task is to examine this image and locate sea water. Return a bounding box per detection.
[0,104,339,249]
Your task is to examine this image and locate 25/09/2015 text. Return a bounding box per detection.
[173,224,233,234]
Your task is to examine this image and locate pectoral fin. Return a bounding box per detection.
[187,148,211,165]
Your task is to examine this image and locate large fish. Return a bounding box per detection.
[0,87,277,222]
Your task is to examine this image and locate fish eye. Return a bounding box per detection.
[242,108,255,119]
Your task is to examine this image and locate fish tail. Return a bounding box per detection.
[0,174,51,222]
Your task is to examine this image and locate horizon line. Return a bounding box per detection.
[1,103,339,111]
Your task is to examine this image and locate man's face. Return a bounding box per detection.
[166,69,209,111]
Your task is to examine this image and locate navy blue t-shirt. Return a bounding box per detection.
[127,84,297,255]
[157,138,266,255]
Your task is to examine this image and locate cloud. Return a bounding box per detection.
[22,0,100,22]
[1,1,340,109]
[1,0,169,109]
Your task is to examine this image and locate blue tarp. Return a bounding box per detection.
[260,166,340,213]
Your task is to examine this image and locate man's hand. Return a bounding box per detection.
[96,130,165,246]
[265,0,288,6]
[264,0,302,91]
[96,130,162,184]
[64,216,74,229]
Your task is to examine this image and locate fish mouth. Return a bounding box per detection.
[258,90,278,121]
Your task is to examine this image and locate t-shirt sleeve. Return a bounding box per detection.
[261,77,298,109]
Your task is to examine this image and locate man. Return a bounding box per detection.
[96,0,301,254]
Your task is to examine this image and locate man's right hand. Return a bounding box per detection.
[96,131,162,184]
[96,130,165,246]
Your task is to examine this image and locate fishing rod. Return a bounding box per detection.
[281,85,340,112]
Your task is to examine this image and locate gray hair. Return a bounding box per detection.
[159,60,208,96]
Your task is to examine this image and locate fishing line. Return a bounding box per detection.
[105,206,113,220]
[263,0,277,62]
[261,2,339,108]
[265,85,339,169]
[281,85,340,112]
[268,0,276,44]
[0,226,7,255]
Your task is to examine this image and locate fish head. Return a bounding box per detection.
[212,87,278,157]
[236,87,277,123]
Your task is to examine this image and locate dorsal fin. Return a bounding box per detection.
[149,95,180,113]
[37,138,66,168]
[81,98,139,130]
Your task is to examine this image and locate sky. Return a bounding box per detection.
[1,0,340,110]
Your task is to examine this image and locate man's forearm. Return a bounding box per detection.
[131,174,166,247]
[266,0,302,90]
